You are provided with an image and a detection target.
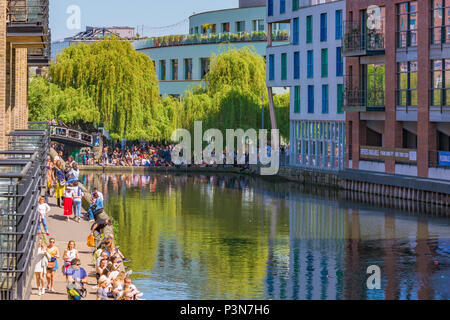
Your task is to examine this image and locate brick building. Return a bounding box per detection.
[0,0,50,149]
[343,0,450,180]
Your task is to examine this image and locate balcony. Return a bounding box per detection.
[134,30,289,50]
[7,0,50,49]
[343,85,385,112]
[342,20,385,57]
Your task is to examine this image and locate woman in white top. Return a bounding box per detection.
[62,240,80,276]
[34,239,51,296]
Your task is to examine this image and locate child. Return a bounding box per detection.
[37,197,50,236]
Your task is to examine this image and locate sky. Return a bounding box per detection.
[50,0,239,41]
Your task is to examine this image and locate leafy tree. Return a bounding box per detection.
[49,38,160,141]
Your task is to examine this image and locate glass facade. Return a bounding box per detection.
[291,121,346,170]
[320,13,327,42]
[397,61,418,107]
[397,1,418,48]
[431,59,450,106]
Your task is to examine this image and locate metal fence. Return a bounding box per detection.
[0,122,49,300]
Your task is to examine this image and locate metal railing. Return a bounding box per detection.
[50,125,94,146]
[344,87,385,111]
[7,0,49,26]
[342,20,385,56]
[0,122,49,300]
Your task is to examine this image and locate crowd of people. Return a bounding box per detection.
[33,151,142,300]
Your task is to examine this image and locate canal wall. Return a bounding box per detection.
[78,164,450,211]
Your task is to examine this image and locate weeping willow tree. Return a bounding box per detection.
[49,38,160,141]
[28,76,99,123]
[179,46,289,141]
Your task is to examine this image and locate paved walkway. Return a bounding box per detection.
[29,196,98,300]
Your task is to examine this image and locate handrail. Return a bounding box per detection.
[49,125,94,146]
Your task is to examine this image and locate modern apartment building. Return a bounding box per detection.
[343,0,450,180]
[0,0,50,149]
[134,0,289,97]
[267,0,346,171]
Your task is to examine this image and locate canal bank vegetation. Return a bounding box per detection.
[29,39,289,142]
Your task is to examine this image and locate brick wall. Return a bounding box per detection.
[14,47,28,130]
[345,0,433,178]
[0,1,6,150]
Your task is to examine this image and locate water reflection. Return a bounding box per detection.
[81,173,450,300]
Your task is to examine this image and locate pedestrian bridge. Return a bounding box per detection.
[49,125,98,147]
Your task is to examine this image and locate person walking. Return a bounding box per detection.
[63,182,75,221]
[54,161,66,208]
[37,197,51,236]
[34,239,51,296]
[72,181,84,222]
[62,240,80,276]
[66,259,88,300]
[45,238,60,293]
[45,156,55,204]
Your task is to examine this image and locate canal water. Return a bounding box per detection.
[80,173,450,300]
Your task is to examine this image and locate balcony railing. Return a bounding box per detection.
[342,20,385,57]
[134,30,289,50]
[343,86,385,112]
[7,0,49,26]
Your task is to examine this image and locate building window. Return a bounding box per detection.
[397,1,418,48]
[397,61,418,107]
[171,59,178,80]
[335,10,343,40]
[306,16,313,43]
[431,0,450,44]
[320,13,327,42]
[307,50,314,78]
[236,21,245,32]
[253,19,265,32]
[281,53,287,80]
[159,60,166,80]
[336,47,343,77]
[337,84,344,114]
[184,58,192,80]
[280,0,286,14]
[269,54,275,81]
[222,22,230,33]
[293,18,299,45]
[321,49,328,78]
[308,85,314,113]
[294,51,300,79]
[322,85,329,114]
[294,86,300,113]
[195,27,199,34]
[200,58,210,79]
[268,0,273,17]
[293,0,299,11]
[431,59,450,106]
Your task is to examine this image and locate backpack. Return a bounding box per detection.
[67,282,86,300]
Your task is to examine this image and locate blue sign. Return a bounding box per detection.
[438,151,450,167]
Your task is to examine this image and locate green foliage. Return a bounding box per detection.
[178,46,290,141]
[28,76,99,123]
[29,42,289,142]
[48,38,161,141]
